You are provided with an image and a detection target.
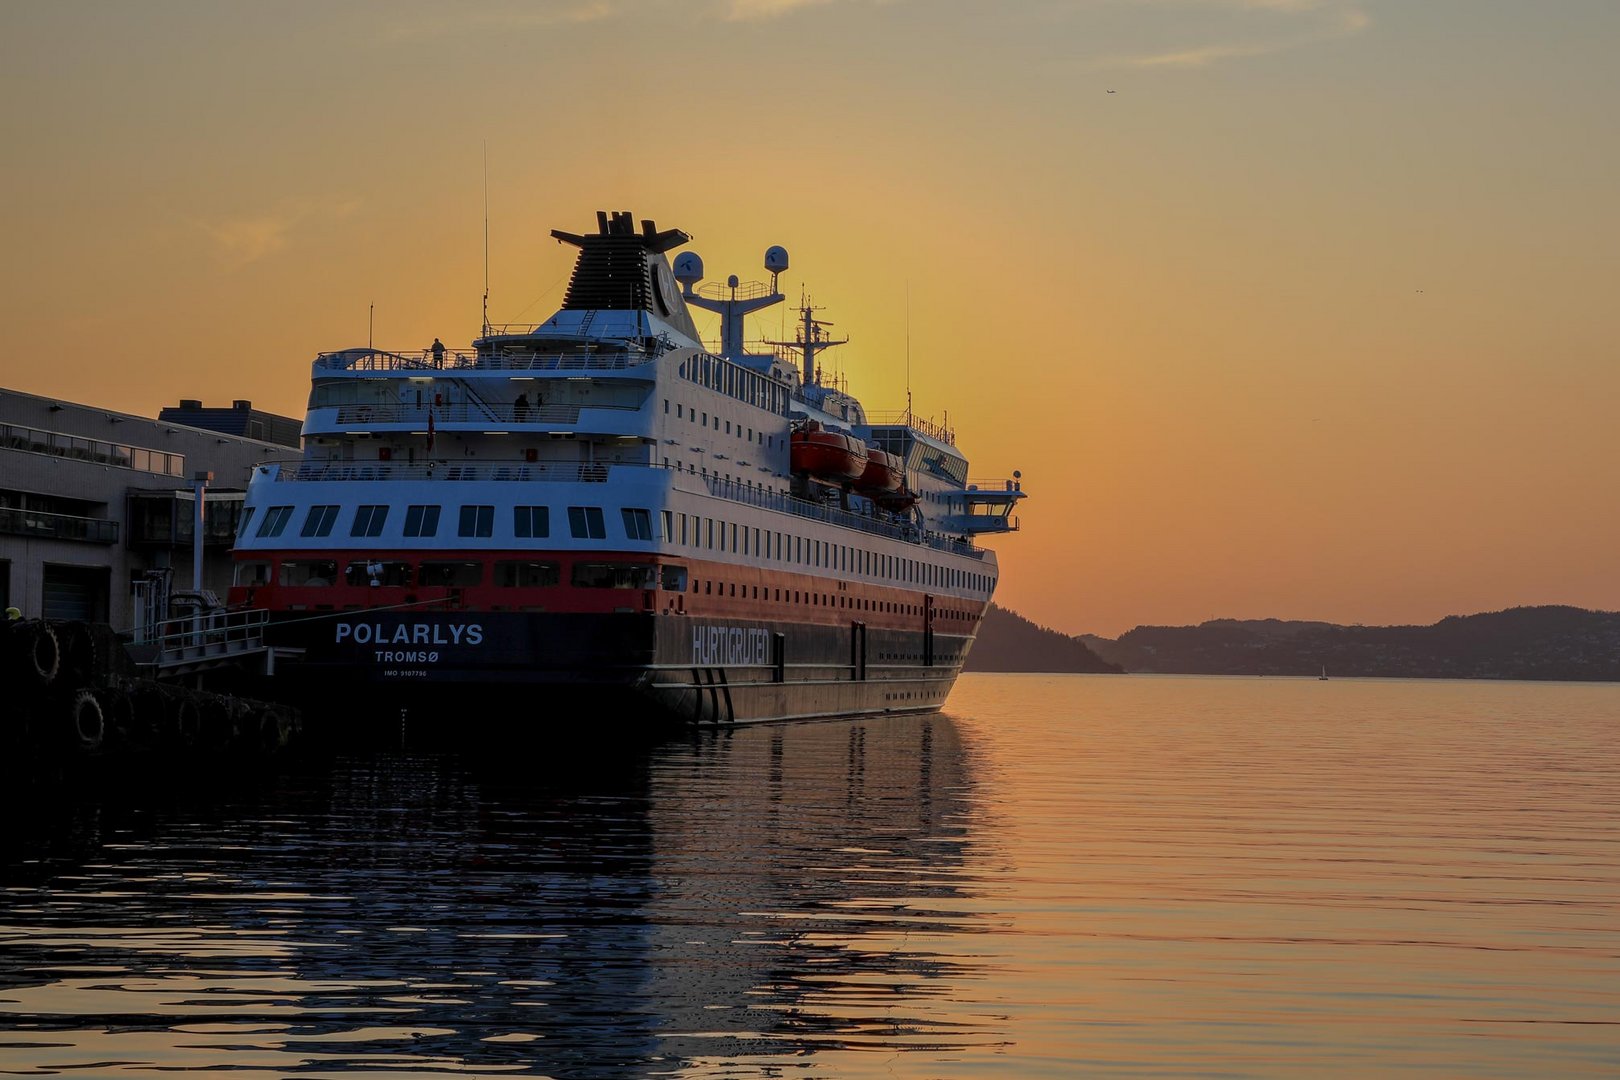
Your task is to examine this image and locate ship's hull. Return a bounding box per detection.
[267,609,974,728]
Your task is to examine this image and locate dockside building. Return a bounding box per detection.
[0,389,301,629]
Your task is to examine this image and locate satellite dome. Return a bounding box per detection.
[764,246,789,273]
[672,251,704,285]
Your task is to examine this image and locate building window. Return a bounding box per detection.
[621,508,653,541]
[418,560,483,587]
[278,558,337,586]
[458,505,494,538]
[403,504,442,538]
[350,505,388,538]
[572,562,656,589]
[514,506,549,539]
[495,560,560,587]
[567,506,606,539]
[300,505,340,538]
[256,506,294,538]
[344,559,412,586]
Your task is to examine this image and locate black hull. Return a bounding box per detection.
[265,610,974,729]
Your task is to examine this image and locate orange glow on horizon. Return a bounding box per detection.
[4,2,1616,636]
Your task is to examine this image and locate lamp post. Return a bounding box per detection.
[192,470,214,594]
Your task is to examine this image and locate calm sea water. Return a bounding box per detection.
[2,674,1617,1078]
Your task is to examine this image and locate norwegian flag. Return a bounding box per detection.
[426,409,435,453]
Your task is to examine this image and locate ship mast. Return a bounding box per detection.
[765,299,848,388]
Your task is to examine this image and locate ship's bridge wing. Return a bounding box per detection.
[937,477,1027,535]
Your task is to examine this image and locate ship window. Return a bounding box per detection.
[234,561,271,587]
[514,505,550,538]
[677,404,683,418]
[701,411,708,426]
[256,505,293,538]
[725,420,731,434]
[418,560,483,587]
[350,505,388,537]
[661,564,688,591]
[621,508,653,541]
[344,560,412,587]
[495,560,560,587]
[661,510,673,541]
[279,559,337,587]
[458,505,494,538]
[237,507,256,538]
[664,399,669,414]
[567,506,606,539]
[728,522,737,551]
[404,504,442,537]
[301,505,338,537]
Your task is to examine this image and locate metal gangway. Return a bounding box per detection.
[133,608,296,678]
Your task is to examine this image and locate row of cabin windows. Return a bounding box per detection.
[240,557,688,592]
[666,398,776,449]
[245,503,653,544]
[677,354,788,415]
[686,578,975,619]
[241,554,976,619]
[669,511,993,595]
[246,505,991,596]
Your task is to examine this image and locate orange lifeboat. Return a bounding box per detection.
[855,447,903,495]
[791,421,869,483]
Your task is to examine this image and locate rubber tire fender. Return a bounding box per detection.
[67,688,106,753]
[26,623,62,687]
[95,688,136,746]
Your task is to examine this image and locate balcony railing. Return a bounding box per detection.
[1,422,185,476]
[0,506,119,544]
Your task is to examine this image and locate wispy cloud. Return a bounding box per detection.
[378,2,617,41]
[1102,1,1368,69]
[196,200,360,269]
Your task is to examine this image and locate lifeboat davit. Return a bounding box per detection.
[855,447,903,495]
[791,421,868,483]
[875,487,918,513]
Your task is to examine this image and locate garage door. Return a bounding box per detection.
[43,564,108,622]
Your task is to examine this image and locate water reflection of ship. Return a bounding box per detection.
[273,713,993,1075]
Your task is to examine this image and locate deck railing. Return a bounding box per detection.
[259,460,983,555]
[142,607,268,666]
[703,476,981,557]
[275,460,632,483]
[328,403,591,426]
[314,347,657,374]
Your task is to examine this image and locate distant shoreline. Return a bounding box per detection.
[969,604,1620,682]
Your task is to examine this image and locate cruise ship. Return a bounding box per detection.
[229,210,1025,725]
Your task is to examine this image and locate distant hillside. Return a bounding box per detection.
[965,604,1124,673]
[1084,606,1620,681]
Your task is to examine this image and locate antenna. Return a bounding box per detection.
[482,141,490,337]
[905,280,912,418]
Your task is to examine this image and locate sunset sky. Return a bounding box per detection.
[3,0,1616,636]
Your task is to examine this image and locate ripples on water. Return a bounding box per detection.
[1,675,1617,1077]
